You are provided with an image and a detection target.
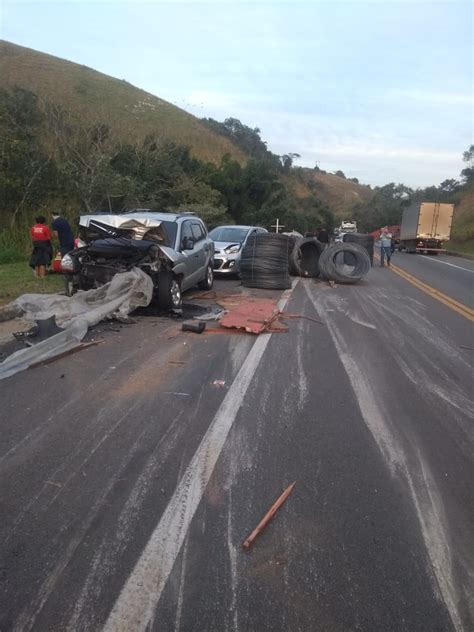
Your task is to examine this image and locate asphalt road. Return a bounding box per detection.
[0,259,472,632]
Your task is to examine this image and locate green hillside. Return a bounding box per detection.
[1,39,470,254]
[0,40,246,165]
[286,170,374,220]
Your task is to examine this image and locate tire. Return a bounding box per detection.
[156,271,182,310]
[198,263,214,290]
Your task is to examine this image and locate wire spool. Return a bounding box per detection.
[318,243,371,284]
[240,234,292,289]
[289,238,324,277]
[342,233,375,265]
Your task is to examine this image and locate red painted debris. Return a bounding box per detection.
[220,298,281,334]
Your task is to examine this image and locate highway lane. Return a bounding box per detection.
[0,267,472,631]
[382,250,474,310]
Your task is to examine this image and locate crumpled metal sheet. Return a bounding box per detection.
[80,214,169,244]
[220,298,281,334]
[0,268,153,380]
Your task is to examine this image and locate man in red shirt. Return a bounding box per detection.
[30,216,52,277]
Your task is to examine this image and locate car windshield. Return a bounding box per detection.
[209,227,249,243]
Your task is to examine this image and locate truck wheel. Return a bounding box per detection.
[198,263,214,290]
[157,271,182,310]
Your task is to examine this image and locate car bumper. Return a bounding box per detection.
[213,255,240,273]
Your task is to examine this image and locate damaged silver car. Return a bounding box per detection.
[61,211,215,310]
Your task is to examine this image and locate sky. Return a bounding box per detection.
[1,0,472,188]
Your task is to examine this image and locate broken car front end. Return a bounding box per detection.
[62,216,178,307]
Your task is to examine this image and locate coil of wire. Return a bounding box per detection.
[289,238,325,277]
[342,232,375,266]
[240,233,292,289]
[318,243,371,284]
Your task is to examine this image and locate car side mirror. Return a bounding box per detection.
[182,236,194,250]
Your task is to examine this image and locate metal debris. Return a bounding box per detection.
[242,482,296,550]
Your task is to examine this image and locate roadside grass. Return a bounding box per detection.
[0,261,63,304]
[446,239,474,257]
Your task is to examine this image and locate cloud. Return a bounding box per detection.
[397,89,473,106]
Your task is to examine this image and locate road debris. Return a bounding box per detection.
[212,379,226,387]
[281,313,324,325]
[28,340,104,369]
[45,480,63,489]
[220,298,281,334]
[182,322,206,334]
[242,482,296,550]
[0,269,152,380]
[194,307,226,321]
[163,392,191,396]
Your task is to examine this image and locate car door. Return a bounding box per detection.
[191,221,208,280]
[179,220,200,290]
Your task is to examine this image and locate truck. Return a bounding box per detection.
[340,220,357,234]
[400,202,454,254]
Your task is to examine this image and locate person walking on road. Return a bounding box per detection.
[379,226,392,267]
[30,216,53,278]
[51,212,75,257]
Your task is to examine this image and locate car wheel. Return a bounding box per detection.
[198,263,214,290]
[157,271,182,310]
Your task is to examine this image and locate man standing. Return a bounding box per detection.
[379,226,392,267]
[30,216,52,277]
[51,212,75,256]
[317,226,329,247]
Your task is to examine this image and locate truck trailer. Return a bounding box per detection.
[400,202,454,253]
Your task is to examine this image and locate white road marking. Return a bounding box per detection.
[103,283,296,632]
[304,281,463,632]
[420,256,474,273]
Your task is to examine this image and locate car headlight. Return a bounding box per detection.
[225,245,241,254]
[61,253,75,272]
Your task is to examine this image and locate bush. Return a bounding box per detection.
[0,228,30,264]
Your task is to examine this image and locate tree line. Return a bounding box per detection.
[0,87,333,242]
[350,146,473,233]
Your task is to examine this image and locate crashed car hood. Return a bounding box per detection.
[78,215,178,264]
[79,214,165,241]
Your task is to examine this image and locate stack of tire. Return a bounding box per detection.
[342,232,374,266]
[240,233,292,289]
[318,243,371,284]
[289,238,324,278]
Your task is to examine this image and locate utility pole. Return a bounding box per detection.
[271,219,285,234]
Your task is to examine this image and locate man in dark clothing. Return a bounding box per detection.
[51,213,75,256]
[317,226,329,245]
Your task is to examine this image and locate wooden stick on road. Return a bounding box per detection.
[242,482,296,550]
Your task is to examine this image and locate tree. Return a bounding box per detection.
[280,153,301,173]
[334,170,346,179]
[354,183,412,231]
[0,88,56,227]
[461,144,474,183]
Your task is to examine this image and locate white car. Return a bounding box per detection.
[210,225,268,275]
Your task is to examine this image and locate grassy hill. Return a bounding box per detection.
[290,170,374,220]
[4,39,469,250]
[0,40,247,165]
